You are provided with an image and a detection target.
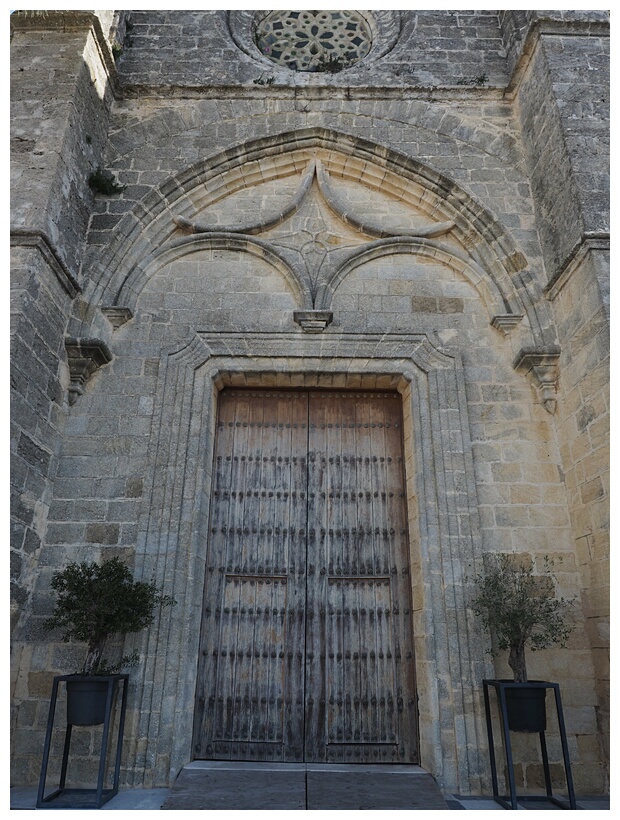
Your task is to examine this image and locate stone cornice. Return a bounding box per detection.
[504,17,610,100]
[119,83,507,102]
[545,234,610,302]
[11,10,103,31]
[10,11,119,94]
[10,230,81,298]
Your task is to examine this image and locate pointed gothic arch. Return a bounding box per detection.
[114,233,313,313]
[83,128,555,350]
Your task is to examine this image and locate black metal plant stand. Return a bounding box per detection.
[482,679,576,810]
[37,674,129,809]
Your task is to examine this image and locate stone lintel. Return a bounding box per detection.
[102,306,134,329]
[491,313,524,334]
[65,337,112,405]
[293,310,334,333]
[513,346,561,414]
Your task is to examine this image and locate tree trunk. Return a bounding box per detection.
[83,635,107,675]
[508,641,527,682]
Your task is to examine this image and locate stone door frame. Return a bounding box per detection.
[124,330,492,794]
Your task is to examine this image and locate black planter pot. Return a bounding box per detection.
[66,677,111,725]
[502,681,548,733]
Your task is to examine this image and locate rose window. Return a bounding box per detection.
[255,10,372,72]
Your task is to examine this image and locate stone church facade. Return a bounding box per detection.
[10,10,609,796]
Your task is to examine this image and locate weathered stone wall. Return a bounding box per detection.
[10,14,117,627]
[512,15,610,785]
[10,14,117,272]
[119,10,509,88]
[546,244,610,776]
[10,244,74,635]
[511,18,609,280]
[543,32,609,249]
[10,9,609,797]
[10,11,117,784]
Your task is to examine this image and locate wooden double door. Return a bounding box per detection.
[193,389,418,764]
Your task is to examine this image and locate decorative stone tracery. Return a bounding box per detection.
[89,130,551,346]
[255,10,372,72]
[228,12,401,70]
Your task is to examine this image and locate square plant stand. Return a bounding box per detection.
[37,674,129,809]
[482,679,576,810]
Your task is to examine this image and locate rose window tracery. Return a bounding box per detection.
[255,10,372,72]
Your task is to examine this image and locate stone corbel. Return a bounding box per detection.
[513,347,561,414]
[101,306,133,329]
[491,314,523,335]
[65,338,112,405]
[293,310,333,333]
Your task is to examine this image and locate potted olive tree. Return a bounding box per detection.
[45,557,175,725]
[472,553,573,731]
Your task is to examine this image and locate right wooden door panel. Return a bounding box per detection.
[305,392,418,763]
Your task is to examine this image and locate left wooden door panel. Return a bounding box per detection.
[193,391,308,762]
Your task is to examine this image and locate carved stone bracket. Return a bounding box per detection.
[513,347,561,414]
[101,306,133,329]
[491,313,523,335]
[65,338,112,405]
[293,310,333,333]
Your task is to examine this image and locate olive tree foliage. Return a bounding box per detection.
[45,558,175,675]
[471,554,573,683]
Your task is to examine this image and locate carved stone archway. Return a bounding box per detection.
[82,129,554,351]
[73,130,560,413]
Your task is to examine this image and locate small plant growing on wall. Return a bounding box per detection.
[456,73,489,86]
[471,554,573,683]
[45,557,175,675]
[314,52,354,73]
[88,167,125,195]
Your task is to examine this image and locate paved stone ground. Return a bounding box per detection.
[12,783,610,811]
[10,786,169,810]
[448,795,610,810]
